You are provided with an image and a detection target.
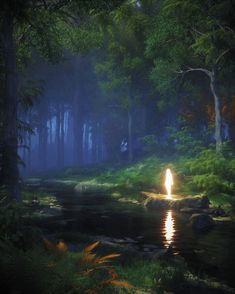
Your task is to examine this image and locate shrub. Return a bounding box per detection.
[179,149,235,196]
[154,262,187,294]
[168,126,206,157]
[0,238,133,294]
[0,187,24,243]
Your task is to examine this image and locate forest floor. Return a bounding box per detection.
[21,188,235,294]
[25,154,235,218]
[21,154,235,293]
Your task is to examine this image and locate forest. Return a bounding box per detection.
[1,0,235,293]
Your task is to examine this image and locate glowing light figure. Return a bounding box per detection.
[165,168,173,199]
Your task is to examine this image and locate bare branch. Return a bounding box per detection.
[216,21,235,36]
[175,67,211,77]
[16,24,32,42]
[215,49,230,66]
[191,27,204,36]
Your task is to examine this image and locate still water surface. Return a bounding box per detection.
[46,191,235,288]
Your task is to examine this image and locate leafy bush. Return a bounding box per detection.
[0,186,24,243]
[179,149,235,196]
[154,262,187,294]
[116,260,162,289]
[0,238,133,294]
[168,126,205,157]
[0,242,76,294]
[139,135,159,154]
[97,156,162,190]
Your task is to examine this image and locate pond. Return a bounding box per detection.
[38,189,235,288]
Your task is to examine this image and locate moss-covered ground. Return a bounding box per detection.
[26,149,235,216]
[17,149,235,293]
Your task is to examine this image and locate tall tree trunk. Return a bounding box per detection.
[22,132,27,167]
[38,116,47,171]
[141,105,146,135]
[72,95,84,166]
[27,132,31,173]
[210,71,222,153]
[181,66,225,153]
[127,109,133,163]
[60,104,65,167]
[42,122,48,170]
[49,117,53,145]
[97,121,104,161]
[72,98,79,165]
[0,13,20,200]
[56,106,61,168]
[92,122,98,163]
[27,112,32,174]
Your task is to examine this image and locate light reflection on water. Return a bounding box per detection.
[163,210,175,248]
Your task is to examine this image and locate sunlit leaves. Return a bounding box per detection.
[182,148,235,195]
[95,253,121,264]
[42,238,133,292]
[145,0,235,94]
[56,240,68,253]
[149,59,178,94]
[83,241,100,253]
[94,0,151,113]
[107,279,134,288]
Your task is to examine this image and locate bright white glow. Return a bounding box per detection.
[164,210,175,248]
[165,168,173,199]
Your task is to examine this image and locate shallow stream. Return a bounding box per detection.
[37,189,235,288]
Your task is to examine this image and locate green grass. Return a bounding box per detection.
[209,193,235,215]
[25,149,235,215]
[22,190,61,207]
[116,260,162,289]
[52,156,171,195]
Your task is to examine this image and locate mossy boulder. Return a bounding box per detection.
[190,213,215,231]
[142,192,210,210]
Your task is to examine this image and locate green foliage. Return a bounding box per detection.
[180,149,235,196]
[97,156,162,190]
[145,0,235,151]
[168,126,205,156]
[0,187,23,242]
[116,260,162,289]
[0,238,133,294]
[154,262,187,294]
[116,259,191,293]
[139,134,158,154]
[19,79,43,110]
[0,244,76,294]
[94,0,151,116]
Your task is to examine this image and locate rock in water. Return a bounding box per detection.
[190,213,215,231]
[177,195,210,209]
[143,193,210,210]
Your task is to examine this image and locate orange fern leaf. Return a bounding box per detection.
[96,253,121,264]
[56,241,68,253]
[108,268,119,279]
[109,280,134,288]
[83,241,100,253]
[82,253,97,263]
[43,238,55,250]
[82,268,95,276]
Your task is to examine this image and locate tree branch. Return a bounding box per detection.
[175,67,211,77]
[16,24,32,42]
[191,27,204,36]
[215,49,230,66]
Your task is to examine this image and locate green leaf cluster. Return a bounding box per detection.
[182,149,235,195]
